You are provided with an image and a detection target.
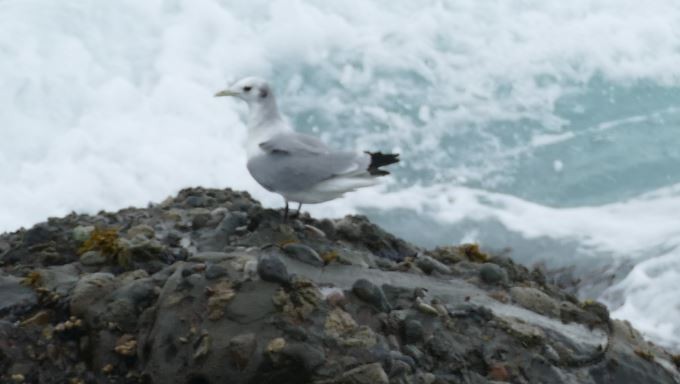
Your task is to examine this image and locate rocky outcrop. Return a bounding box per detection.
[0,187,678,384]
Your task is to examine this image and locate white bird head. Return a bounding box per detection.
[214,76,273,104]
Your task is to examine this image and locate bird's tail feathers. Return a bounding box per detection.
[365,151,400,176]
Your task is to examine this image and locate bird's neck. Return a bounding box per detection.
[247,96,287,134]
[245,96,290,157]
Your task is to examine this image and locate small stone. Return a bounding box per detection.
[389,359,411,377]
[20,310,51,327]
[488,363,510,381]
[267,337,286,354]
[480,263,509,285]
[192,212,212,229]
[114,334,137,356]
[193,334,211,361]
[127,224,155,239]
[402,319,423,344]
[189,252,235,263]
[415,299,439,316]
[340,362,388,384]
[204,263,228,280]
[416,255,452,275]
[72,225,95,242]
[11,374,25,383]
[79,250,107,266]
[352,279,391,312]
[282,243,324,267]
[102,364,114,374]
[229,333,257,369]
[510,287,560,317]
[304,224,326,238]
[257,256,290,285]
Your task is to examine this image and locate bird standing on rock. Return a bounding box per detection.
[215,77,399,219]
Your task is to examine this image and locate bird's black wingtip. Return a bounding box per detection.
[365,151,400,176]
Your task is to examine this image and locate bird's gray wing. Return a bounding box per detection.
[248,139,369,193]
[258,132,330,155]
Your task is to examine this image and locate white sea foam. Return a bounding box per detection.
[2,0,680,349]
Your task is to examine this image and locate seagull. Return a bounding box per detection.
[215,77,399,219]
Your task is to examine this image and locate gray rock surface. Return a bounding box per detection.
[0,187,678,384]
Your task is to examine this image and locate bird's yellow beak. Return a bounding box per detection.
[214,89,238,97]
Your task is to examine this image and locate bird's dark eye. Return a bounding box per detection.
[243,86,252,92]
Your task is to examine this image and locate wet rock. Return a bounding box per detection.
[69,272,116,319]
[257,256,290,285]
[228,333,257,369]
[282,243,324,267]
[282,342,326,372]
[1,187,679,384]
[402,319,424,344]
[352,279,391,312]
[22,224,53,247]
[338,362,389,384]
[403,345,426,364]
[479,263,508,285]
[34,263,80,295]
[510,287,560,317]
[0,274,37,318]
[201,212,248,250]
[79,250,107,266]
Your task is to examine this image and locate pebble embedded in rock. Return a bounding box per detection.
[403,345,425,364]
[352,279,391,312]
[257,256,290,285]
[480,263,509,285]
[204,263,228,280]
[510,286,560,318]
[79,250,107,266]
[402,319,424,344]
[282,243,324,267]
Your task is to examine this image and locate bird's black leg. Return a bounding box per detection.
[293,202,302,218]
[283,201,289,221]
